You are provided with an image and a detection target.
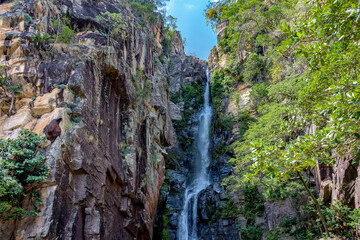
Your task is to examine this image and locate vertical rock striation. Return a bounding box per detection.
[0,0,202,239]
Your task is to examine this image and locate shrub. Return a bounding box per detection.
[51,18,76,44]
[241,184,264,219]
[161,35,172,57]
[170,90,182,103]
[216,115,234,133]
[32,32,54,49]
[305,199,360,238]
[0,130,48,221]
[129,1,157,25]
[237,110,255,141]
[24,13,33,27]
[96,11,126,39]
[211,69,226,111]
[243,53,264,83]
[238,223,262,240]
[249,82,268,106]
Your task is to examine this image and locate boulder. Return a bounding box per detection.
[3,106,32,133]
[170,101,182,120]
[31,88,60,117]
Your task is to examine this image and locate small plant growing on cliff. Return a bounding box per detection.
[32,32,54,50]
[0,65,22,116]
[0,130,48,221]
[51,20,75,44]
[96,11,126,40]
[24,13,33,27]
[50,13,76,44]
[129,1,157,25]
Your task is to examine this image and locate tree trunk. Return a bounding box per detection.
[296,171,330,238]
[7,92,14,117]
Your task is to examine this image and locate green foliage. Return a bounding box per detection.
[170,90,181,103]
[206,0,295,56]
[207,0,360,237]
[249,82,268,107]
[160,15,179,57]
[96,11,126,39]
[171,81,204,151]
[210,61,241,111]
[210,69,226,105]
[71,116,82,123]
[32,32,54,48]
[205,0,360,239]
[0,65,22,95]
[243,53,265,83]
[129,1,157,25]
[161,34,172,57]
[305,199,360,238]
[261,178,305,202]
[134,68,151,102]
[8,85,22,94]
[24,13,33,27]
[238,223,262,240]
[233,0,360,184]
[57,84,67,89]
[162,216,170,240]
[237,110,254,141]
[265,216,315,240]
[50,16,75,44]
[0,130,48,221]
[160,202,173,240]
[215,115,234,133]
[209,196,240,225]
[241,184,264,220]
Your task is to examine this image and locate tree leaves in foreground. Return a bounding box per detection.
[0,130,48,221]
[211,0,360,238]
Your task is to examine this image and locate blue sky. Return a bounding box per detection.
[166,0,217,60]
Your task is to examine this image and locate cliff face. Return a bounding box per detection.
[0,0,203,239]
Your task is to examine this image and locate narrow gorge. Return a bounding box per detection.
[0,0,360,240]
[177,69,212,240]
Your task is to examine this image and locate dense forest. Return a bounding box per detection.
[205,0,360,239]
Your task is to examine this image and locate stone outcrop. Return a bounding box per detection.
[0,0,199,239]
[197,183,239,240]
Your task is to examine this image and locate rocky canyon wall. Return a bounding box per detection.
[0,0,204,239]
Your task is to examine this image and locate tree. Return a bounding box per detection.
[166,15,177,31]
[0,130,48,221]
[0,65,22,116]
[233,0,360,238]
[96,11,126,40]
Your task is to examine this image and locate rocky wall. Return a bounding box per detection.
[0,0,186,239]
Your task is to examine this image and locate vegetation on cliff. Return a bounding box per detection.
[206,0,360,238]
[0,130,48,221]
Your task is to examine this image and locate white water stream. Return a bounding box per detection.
[178,69,212,240]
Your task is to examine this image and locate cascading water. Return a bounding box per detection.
[178,69,212,240]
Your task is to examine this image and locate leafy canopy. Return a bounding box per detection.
[0,130,48,221]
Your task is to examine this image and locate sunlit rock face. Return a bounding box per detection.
[0,0,191,239]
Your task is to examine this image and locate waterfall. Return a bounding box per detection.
[178,69,212,240]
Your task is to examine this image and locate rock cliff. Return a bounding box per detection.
[0,0,205,239]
